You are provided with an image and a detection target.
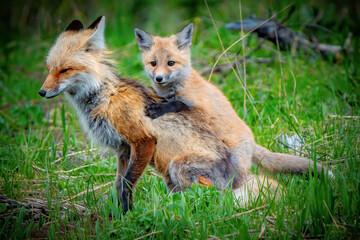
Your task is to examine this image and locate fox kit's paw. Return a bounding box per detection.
[145,103,167,119]
[146,101,190,119]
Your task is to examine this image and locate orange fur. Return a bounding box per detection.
[198,176,214,187]
[93,85,153,143]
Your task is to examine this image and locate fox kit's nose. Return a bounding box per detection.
[38,90,46,97]
[155,76,163,83]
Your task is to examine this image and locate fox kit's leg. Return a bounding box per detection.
[165,175,212,193]
[145,100,190,119]
[120,136,156,213]
[232,138,254,174]
[115,143,131,206]
[168,156,215,191]
[168,154,242,191]
[224,128,255,175]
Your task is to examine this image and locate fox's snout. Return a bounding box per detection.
[38,90,46,97]
[38,74,66,99]
[38,74,60,98]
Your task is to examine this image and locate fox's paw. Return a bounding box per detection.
[145,103,166,119]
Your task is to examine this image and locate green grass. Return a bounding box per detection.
[1,0,359,239]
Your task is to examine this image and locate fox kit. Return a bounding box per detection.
[39,17,254,213]
[135,24,332,177]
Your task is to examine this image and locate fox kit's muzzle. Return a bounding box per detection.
[155,76,163,83]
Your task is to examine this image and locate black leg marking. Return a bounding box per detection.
[115,144,131,209]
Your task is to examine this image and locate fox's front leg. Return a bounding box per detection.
[115,143,131,206]
[120,136,156,214]
[145,100,190,119]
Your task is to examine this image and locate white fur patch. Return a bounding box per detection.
[45,82,69,98]
[72,72,102,97]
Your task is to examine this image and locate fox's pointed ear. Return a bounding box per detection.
[134,28,154,52]
[87,16,106,50]
[175,23,193,50]
[65,20,84,31]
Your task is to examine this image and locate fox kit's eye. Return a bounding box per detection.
[60,68,71,74]
[150,61,156,67]
[168,61,175,66]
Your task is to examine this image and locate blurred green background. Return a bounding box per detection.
[1,0,359,106]
[1,0,360,41]
[1,0,359,59]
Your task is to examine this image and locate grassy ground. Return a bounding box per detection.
[1,0,359,239]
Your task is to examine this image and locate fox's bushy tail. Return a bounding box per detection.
[252,144,333,177]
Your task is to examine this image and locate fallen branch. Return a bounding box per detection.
[55,163,97,174]
[199,56,286,76]
[225,9,352,62]
[215,205,268,223]
[327,114,360,120]
[323,200,340,230]
[66,181,114,202]
[0,195,26,208]
[52,148,97,164]
[134,231,162,240]
[258,223,266,239]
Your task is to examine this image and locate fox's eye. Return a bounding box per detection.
[60,68,71,74]
[168,61,175,66]
[150,61,156,67]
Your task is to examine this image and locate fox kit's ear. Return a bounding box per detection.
[175,23,193,50]
[87,16,106,50]
[65,20,84,31]
[134,28,154,52]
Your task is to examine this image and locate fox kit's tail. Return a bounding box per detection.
[252,144,333,177]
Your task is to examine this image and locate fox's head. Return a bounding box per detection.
[39,16,109,98]
[134,24,193,88]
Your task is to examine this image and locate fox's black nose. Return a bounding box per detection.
[38,90,46,97]
[155,76,163,83]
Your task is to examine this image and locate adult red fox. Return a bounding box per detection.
[134,24,332,177]
[39,17,252,213]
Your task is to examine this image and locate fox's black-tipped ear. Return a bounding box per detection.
[134,28,154,52]
[88,16,103,29]
[87,16,106,50]
[65,20,84,31]
[175,23,193,50]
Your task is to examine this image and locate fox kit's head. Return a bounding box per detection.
[135,24,193,88]
[39,16,108,99]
